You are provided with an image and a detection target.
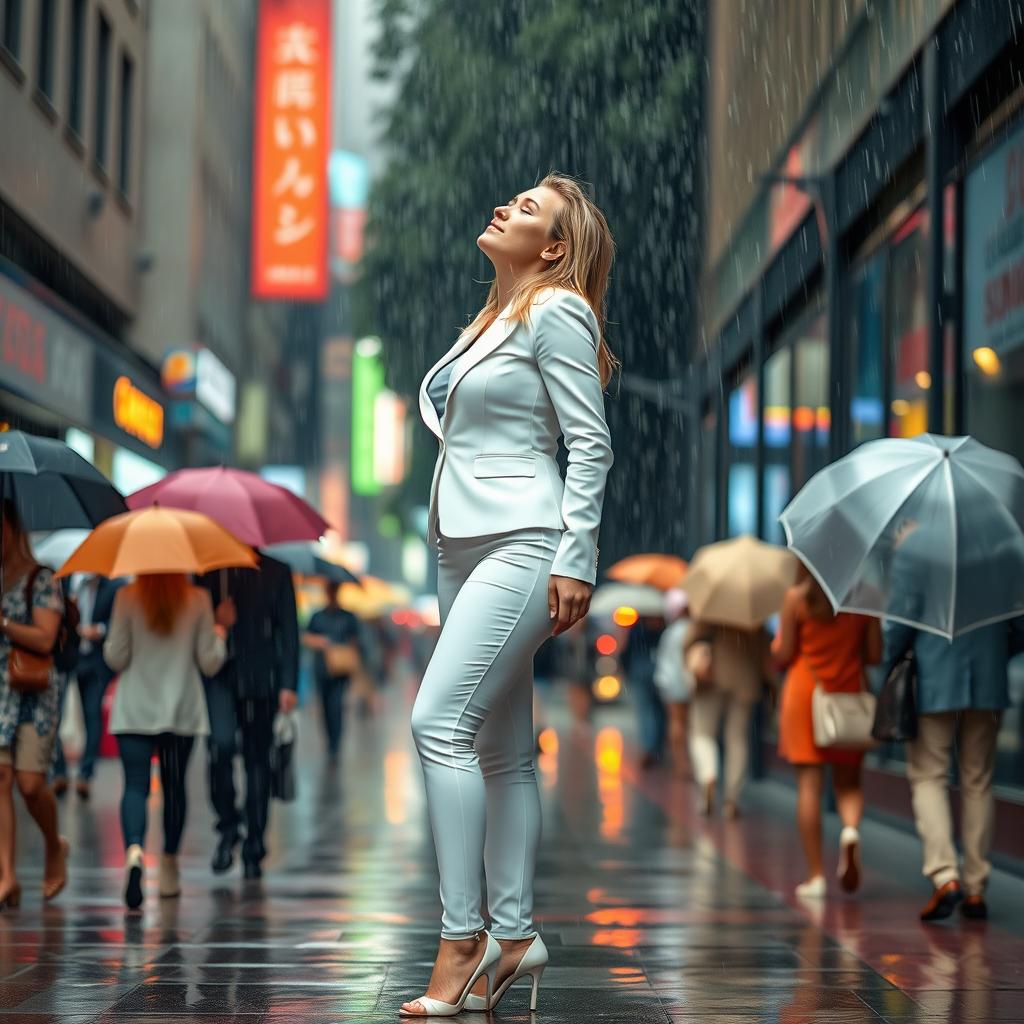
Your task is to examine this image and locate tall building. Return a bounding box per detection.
[130,0,259,468]
[698,0,1024,827]
[0,0,171,491]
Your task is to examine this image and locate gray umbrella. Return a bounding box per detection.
[262,541,361,585]
[780,433,1024,640]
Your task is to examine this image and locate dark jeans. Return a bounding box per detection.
[53,666,109,781]
[319,675,349,756]
[630,666,667,759]
[205,680,275,864]
[117,733,194,853]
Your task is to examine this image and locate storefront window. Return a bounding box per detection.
[886,209,930,438]
[111,447,164,494]
[792,312,829,493]
[727,372,757,537]
[699,407,718,546]
[847,253,885,446]
[762,346,791,543]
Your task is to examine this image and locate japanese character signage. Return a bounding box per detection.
[252,0,331,300]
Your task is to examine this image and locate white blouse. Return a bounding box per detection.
[104,583,225,736]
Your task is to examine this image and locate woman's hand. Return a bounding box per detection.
[548,575,592,636]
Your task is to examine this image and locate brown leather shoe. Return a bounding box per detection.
[960,895,987,921]
[920,880,963,921]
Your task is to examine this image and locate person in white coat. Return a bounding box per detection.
[402,174,616,1016]
[104,573,226,910]
[654,588,693,776]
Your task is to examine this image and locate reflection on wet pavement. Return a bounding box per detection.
[3,672,1024,1022]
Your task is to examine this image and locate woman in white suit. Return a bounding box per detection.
[401,174,616,1017]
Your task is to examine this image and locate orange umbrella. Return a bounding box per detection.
[607,553,688,591]
[55,507,258,578]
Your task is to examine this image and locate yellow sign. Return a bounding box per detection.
[113,375,164,449]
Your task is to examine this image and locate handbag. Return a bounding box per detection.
[8,567,54,694]
[325,641,360,678]
[871,652,918,742]
[270,711,297,802]
[811,679,879,750]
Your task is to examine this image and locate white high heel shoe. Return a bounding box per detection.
[400,932,501,1017]
[463,932,548,1012]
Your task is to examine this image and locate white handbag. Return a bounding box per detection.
[811,683,879,750]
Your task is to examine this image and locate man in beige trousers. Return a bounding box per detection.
[884,617,1024,921]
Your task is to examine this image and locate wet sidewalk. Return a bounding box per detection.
[3,669,1024,1023]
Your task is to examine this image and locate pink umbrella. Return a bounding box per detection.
[127,467,329,547]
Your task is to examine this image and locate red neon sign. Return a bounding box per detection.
[251,0,331,300]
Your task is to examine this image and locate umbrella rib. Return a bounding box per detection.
[943,453,957,638]
[789,458,940,607]
[954,458,1024,539]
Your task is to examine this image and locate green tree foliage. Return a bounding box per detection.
[358,0,704,558]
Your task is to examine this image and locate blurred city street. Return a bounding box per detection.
[4,665,1024,1023]
[4,1,1024,1021]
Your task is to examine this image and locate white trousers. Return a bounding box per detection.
[906,710,1002,896]
[688,687,754,804]
[411,527,559,939]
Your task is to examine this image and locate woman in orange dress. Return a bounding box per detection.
[773,566,881,899]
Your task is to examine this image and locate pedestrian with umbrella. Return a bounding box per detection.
[0,431,126,909]
[129,467,321,879]
[781,433,1024,922]
[682,535,792,817]
[58,506,255,909]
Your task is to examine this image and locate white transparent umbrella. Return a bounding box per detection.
[780,434,1024,640]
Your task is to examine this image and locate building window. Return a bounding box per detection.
[791,311,829,494]
[727,371,758,537]
[93,11,111,170]
[847,252,885,447]
[34,0,55,100]
[67,0,85,135]
[699,406,718,546]
[886,209,930,438]
[762,345,791,544]
[118,52,133,195]
[2,0,22,60]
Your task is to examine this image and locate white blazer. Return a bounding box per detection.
[419,288,614,585]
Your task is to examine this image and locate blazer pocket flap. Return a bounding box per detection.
[472,454,537,478]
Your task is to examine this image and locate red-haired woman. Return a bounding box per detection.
[104,573,226,909]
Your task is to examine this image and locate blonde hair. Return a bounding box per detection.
[136,573,190,636]
[466,173,620,389]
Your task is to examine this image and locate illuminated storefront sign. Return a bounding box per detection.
[251,0,331,300]
[161,347,237,425]
[351,337,384,496]
[0,272,93,421]
[113,375,164,449]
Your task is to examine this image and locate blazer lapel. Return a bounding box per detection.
[419,331,473,440]
[418,303,517,440]
[445,304,517,406]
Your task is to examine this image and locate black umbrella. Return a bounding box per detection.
[262,541,361,585]
[0,430,127,534]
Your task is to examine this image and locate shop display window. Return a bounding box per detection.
[847,253,885,445]
[727,372,757,537]
[886,209,930,438]
[792,312,829,493]
[761,346,791,543]
[699,407,718,546]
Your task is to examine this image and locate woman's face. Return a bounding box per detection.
[477,185,566,270]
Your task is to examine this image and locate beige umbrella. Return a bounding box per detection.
[682,535,797,629]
